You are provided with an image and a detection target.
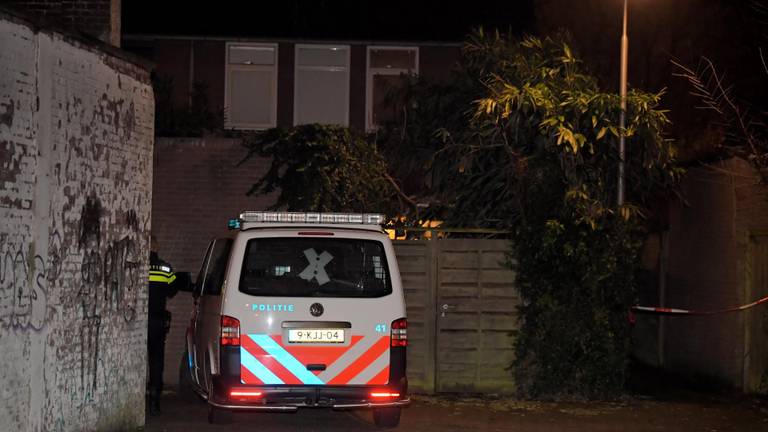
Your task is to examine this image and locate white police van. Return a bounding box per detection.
[179,212,409,427]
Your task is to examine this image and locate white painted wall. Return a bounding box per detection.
[0,12,154,431]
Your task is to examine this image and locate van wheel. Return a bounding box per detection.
[178,351,199,403]
[372,407,401,428]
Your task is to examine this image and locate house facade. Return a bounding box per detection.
[124,35,462,131]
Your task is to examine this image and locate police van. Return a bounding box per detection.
[179,212,409,427]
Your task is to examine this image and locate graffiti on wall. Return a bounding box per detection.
[103,236,140,322]
[72,193,143,398]
[0,230,61,331]
[77,194,103,399]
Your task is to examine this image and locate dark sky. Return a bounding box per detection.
[122,0,536,41]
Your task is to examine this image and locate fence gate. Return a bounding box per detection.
[394,238,519,394]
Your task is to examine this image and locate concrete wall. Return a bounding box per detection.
[151,137,275,385]
[0,10,153,431]
[651,158,768,390]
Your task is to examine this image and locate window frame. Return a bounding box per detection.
[293,43,351,127]
[366,46,419,130]
[199,238,233,296]
[224,42,279,130]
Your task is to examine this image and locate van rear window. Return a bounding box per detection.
[239,237,392,298]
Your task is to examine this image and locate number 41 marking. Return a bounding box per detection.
[375,324,387,333]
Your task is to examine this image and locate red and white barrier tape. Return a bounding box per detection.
[631,295,768,316]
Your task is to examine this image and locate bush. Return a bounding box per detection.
[512,218,641,398]
[437,31,680,398]
[240,124,398,214]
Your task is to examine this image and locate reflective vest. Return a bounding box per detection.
[149,264,176,284]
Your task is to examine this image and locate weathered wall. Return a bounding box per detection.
[661,158,768,390]
[151,137,274,385]
[0,10,153,431]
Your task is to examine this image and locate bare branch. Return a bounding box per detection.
[671,57,762,156]
[384,172,418,209]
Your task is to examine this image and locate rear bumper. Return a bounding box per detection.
[211,345,409,411]
[208,379,410,411]
[208,396,411,411]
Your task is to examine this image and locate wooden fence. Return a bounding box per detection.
[395,238,520,394]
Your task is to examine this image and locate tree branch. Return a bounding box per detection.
[384,172,418,209]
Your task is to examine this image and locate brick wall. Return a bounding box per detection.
[151,137,275,385]
[662,158,768,389]
[4,0,121,46]
[0,10,153,431]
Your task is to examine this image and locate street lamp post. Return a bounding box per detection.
[618,0,629,208]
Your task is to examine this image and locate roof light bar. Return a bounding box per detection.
[238,212,386,226]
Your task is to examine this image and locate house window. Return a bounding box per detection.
[366,47,418,130]
[294,44,350,126]
[225,43,278,130]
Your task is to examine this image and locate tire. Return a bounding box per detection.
[178,351,200,403]
[373,407,401,428]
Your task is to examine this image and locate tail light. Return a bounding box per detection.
[229,388,263,402]
[391,318,407,347]
[230,389,262,401]
[220,315,240,346]
[370,391,400,399]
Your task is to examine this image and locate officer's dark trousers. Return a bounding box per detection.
[147,315,166,394]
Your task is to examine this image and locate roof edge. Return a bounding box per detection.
[0,5,155,78]
[123,33,463,48]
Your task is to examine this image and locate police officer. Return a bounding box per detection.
[147,235,178,415]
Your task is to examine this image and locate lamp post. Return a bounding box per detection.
[617,0,629,208]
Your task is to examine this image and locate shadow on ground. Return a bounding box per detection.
[144,387,768,432]
[144,360,768,432]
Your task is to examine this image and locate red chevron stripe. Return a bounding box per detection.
[275,335,364,375]
[327,336,390,385]
[241,335,302,385]
[366,365,390,385]
[240,363,263,385]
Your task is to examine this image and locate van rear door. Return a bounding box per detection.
[231,232,404,387]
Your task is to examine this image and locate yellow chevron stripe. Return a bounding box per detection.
[148,273,177,284]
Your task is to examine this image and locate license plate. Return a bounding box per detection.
[288,329,344,344]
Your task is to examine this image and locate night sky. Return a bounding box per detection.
[122,0,536,41]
